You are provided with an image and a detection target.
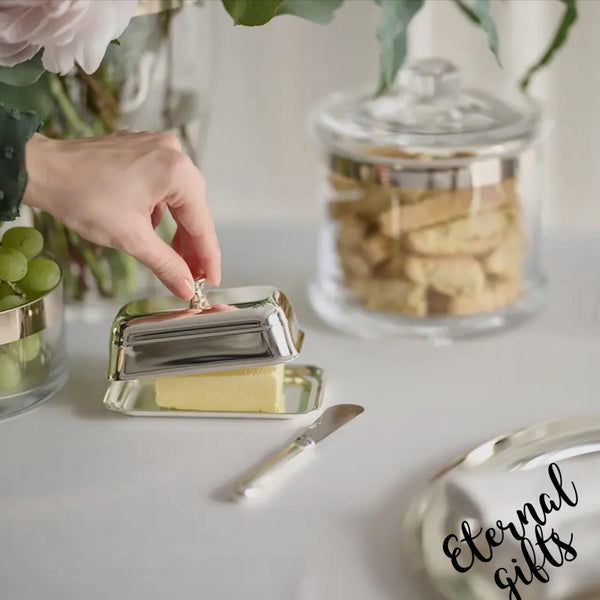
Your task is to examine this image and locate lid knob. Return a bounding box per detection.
[190,278,211,310]
[398,57,460,103]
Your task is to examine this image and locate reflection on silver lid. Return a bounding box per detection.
[108,285,305,381]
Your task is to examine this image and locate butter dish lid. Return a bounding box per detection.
[108,281,305,381]
[310,57,543,161]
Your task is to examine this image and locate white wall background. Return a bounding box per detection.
[202,0,600,232]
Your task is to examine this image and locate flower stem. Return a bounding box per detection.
[65,229,113,297]
[75,66,118,133]
[47,74,94,138]
[6,281,24,297]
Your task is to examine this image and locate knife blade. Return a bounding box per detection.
[232,404,364,500]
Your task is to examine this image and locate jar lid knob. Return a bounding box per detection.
[398,57,460,103]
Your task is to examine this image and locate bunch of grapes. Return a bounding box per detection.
[0,226,61,392]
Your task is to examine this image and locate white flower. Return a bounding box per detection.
[0,0,137,75]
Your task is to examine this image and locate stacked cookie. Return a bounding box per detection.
[330,171,525,317]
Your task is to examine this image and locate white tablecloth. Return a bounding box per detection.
[1,226,599,600]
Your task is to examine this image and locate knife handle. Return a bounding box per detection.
[233,436,314,499]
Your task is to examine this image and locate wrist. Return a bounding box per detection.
[23,133,56,212]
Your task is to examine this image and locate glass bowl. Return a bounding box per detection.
[0,276,67,420]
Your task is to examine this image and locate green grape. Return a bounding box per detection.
[19,257,61,293]
[8,333,41,363]
[0,353,21,391]
[2,226,44,259]
[0,247,27,282]
[0,281,13,298]
[0,294,26,312]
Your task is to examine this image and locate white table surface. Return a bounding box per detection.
[1,225,599,600]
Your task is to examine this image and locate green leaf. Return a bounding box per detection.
[0,51,44,87]
[0,76,54,120]
[222,0,283,25]
[454,0,500,65]
[110,39,121,46]
[520,0,577,90]
[375,0,424,96]
[277,0,344,24]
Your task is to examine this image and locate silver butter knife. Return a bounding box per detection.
[233,404,364,500]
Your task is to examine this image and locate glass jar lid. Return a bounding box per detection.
[310,58,543,162]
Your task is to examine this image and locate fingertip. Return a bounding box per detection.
[206,258,221,287]
[155,277,192,301]
[182,277,196,300]
[162,276,195,301]
[207,274,221,287]
[213,247,222,286]
[125,224,196,301]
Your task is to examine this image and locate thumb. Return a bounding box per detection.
[127,226,195,300]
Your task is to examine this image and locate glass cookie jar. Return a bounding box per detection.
[308,58,546,340]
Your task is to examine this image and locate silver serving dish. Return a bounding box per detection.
[104,364,324,419]
[405,415,600,600]
[105,282,322,418]
[109,283,305,381]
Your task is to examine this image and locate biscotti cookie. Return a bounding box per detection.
[328,194,389,221]
[482,229,526,277]
[349,277,427,316]
[404,208,518,256]
[359,234,394,267]
[337,216,369,251]
[328,197,367,220]
[375,253,405,277]
[379,179,518,236]
[339,248,371,278]
[361,184,431,206]
[337,217,394,273]
[429,277,521,315]
[329,171,360,191]
[404,255,486,297]
[328,185,430,221]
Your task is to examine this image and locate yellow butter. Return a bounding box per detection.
[154,364,285,412]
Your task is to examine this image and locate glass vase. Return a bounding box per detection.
[1,0,213,317]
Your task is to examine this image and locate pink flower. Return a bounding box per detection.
[0,0,136,75]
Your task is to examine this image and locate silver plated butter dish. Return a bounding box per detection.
[109,284,304,381]
[104,282,323,418]
[104,364,324,419]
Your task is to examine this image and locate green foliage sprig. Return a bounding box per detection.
[519,0,576,90]
[0,0,580,98]
[0,52,44,87]
[222,0,578,95]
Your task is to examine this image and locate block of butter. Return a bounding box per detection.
[154,364,285,412]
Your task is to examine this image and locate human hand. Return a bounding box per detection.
[23,131,221,300]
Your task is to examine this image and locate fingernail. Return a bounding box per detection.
[207,273,220,287]
[183,278,195,298]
